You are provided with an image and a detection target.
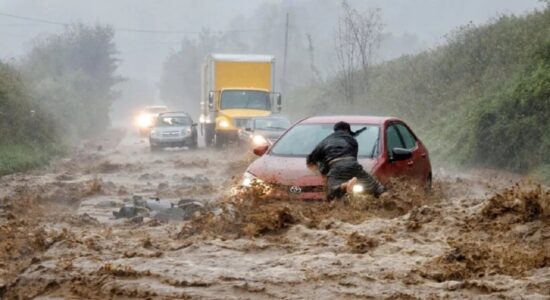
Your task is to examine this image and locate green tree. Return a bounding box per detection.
[22,24,122,139]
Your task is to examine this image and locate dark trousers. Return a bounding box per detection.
[326,160,385,200]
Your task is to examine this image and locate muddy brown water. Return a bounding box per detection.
[0,130,548,299]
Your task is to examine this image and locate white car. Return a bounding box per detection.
[136,105,168,136]
[149,112,198,151]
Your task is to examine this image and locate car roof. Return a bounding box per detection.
[300,115,399,125]
[159,112,190,117]
[145,105,167,109]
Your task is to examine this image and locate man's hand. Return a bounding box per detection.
[378,191,391,200]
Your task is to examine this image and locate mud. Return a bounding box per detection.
[420,183,549,283]
[0,130,548,299]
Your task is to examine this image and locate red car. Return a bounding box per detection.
[242,116,432,200]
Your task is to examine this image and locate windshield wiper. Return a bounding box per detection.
[265,126,288,130]
[370,135,379,158]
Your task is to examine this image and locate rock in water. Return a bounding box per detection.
[113,206,137,219]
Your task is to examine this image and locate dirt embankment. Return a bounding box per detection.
[0,130,549,299]
[420,183,549,285]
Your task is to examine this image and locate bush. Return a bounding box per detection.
[469,40,550,172]
[0,62,62,175]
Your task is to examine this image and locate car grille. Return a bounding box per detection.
[162,131,180,137]
[272,184,324,194]
[233,118,249,129]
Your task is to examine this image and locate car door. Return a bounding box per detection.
[394,123,426,182]
[381,123,411,180]
[395,123,430,183]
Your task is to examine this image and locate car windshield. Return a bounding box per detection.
[254,118,291,131]
[155,116,190,127]
[270,124,380,157]
[220,90,271,110]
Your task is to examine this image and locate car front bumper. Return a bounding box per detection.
[150,135,194,147]
[237,183,326,201]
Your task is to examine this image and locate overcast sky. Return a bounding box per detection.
[0,0,544,83]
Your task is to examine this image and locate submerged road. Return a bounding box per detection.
[0,129,548,299]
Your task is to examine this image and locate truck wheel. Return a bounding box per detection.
[205,125,214,147]
[215,133,224,149]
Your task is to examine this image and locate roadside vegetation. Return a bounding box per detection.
[0,24,120,175]
[287,3,550,182]
[0,63,61,175]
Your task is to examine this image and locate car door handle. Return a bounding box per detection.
[407,161,414,166]
[421,153,427,158]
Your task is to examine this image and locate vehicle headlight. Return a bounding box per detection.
[218,119,230,128]
[352,184,364,194]
[150,129,159,137]
[242,172,255,187]
[252,135,268,146]
[137,114,152,128]
[182,128,192,135]
[242,172,264,187]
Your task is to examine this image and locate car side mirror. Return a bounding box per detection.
[391,148,413,161]
[245,127,252,132]
[253,144,269,156]
[270,92,282,112]
[208,91,215,110]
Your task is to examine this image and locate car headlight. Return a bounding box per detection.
[182,128,192,135]
[252,135,268,146]
[352,184,364,194]
[218,119,230,128]
[150,129,159,137]
[242,172,255,187]
[242,171,264,187]
[137,114,152,128]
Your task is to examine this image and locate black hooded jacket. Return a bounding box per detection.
[306,131,358,175]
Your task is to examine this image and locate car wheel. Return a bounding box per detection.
[190,138,198,149]
[425,174,432,194]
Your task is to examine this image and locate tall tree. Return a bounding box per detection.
[334,1,383,103]
[160,30,221,116]
[22,24,122,139]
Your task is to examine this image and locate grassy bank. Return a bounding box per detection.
[0,143,64,176]
[0,24,121,177]
[1,62,63,177]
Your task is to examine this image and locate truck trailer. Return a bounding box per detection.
[200,54,282,148]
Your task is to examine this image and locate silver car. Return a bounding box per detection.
[238,115,291,147]
[149,112,198,151]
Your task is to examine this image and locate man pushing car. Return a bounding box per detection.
[306,121,386,200]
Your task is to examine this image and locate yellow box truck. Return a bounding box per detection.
[200,54,282,148]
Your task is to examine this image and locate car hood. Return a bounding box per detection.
[247,154,377,186]
[151,126,189,133]
[220,109,271,119]
[253,129,285,140]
